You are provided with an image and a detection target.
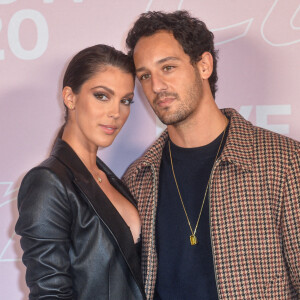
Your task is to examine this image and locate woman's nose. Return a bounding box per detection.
[107,102,120,119]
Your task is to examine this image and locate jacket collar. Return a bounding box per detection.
[135,108,254,172]
[50,138,145,298]
[220,108,253,171]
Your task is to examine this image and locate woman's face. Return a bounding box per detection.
[64,65,134,149]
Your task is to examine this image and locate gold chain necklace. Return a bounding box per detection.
[168,126,227,246]
[92,169,102,183]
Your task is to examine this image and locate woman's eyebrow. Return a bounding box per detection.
[91,85,114,95]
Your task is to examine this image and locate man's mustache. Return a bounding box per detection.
[153,92,179,105]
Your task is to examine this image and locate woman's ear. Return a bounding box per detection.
[62,86,76,110]
[197,52,213,80]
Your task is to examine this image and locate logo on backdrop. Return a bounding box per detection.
[1,0,299,61]
[0,0,84,60]
[0,182,20,263]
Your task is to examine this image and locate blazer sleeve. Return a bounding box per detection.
[15,167,73,299]
[281,148,300,294]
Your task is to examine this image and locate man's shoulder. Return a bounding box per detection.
[224,107,299,152]
[252,125,300,166]
[223,108,299,168]
[253,125,299,149]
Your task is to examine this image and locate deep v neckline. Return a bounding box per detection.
[93,173,140,244]
[50,138,146,299]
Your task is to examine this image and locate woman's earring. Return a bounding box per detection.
[69,104,74,110]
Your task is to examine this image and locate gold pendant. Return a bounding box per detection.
[190,235,198,245]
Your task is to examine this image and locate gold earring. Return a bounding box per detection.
[69,104,74,110]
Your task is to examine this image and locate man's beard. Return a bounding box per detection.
[152,68,203,125]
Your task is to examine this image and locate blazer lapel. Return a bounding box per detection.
[51,139,145,298]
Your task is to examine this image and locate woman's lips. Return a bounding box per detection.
[99,124,117,134]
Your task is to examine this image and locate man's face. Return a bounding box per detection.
[133,30,204,125]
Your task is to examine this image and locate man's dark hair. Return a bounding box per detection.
[126,10,218,97]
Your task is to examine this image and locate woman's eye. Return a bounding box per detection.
[94,93,108,101]
[163,65,175,72]
[139,73,150,81]
[121,98,134,106]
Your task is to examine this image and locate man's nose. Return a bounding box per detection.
[152,74,167,94]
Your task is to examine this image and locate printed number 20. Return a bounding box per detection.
[1,9,48,60]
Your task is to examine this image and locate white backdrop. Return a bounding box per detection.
[0,1,299,299]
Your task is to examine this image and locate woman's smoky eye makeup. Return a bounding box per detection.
[93,92,109,101]
[92,87,134,106]
[121,98,134,106]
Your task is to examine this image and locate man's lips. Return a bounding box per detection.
[99,124,118,134]
[156,97,176,107]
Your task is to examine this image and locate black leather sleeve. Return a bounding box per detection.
[15,167,73,299]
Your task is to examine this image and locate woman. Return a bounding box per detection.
[15,45,145,300]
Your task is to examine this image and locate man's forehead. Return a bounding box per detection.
[133,32,185,67]
[134,30,176,50]
[135,56,181,73]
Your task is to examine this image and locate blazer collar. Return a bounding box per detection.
[50,138,145,298]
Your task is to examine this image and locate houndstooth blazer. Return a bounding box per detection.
[123,108,300,300]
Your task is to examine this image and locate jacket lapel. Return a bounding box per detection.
[50,139,145,298]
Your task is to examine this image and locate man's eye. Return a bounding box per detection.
[163,65,175,72]
[121,98,134,106]
[140,73,150,81]
[94,93,108,101]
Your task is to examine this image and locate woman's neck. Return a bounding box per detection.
[62,123,99,172]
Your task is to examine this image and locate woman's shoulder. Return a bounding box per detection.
[15,159,72,238]
[23,155,73,187]
[18,155,74,209]
[16,156,73,237]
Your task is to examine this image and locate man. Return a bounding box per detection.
[123,10,299,300]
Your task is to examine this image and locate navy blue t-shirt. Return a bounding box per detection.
[154,128,228,300]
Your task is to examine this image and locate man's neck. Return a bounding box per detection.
[167,99,227,148]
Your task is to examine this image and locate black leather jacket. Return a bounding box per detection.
[15,139,145,300]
